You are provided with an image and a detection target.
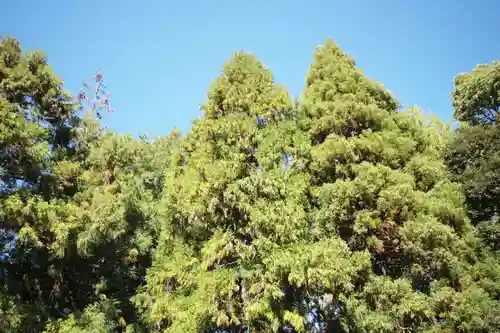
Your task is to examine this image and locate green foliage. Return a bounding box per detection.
[2,36,499,333]
[0,36,179,332]
[0,292,24,332]
[445,124,500,224]
[0,36,75,187]
[452,61,500,125]
[446,60,500,254]
[134,52,310,333]
[43,298,123,333]
[0,35,82,332]
[133,39,500,333]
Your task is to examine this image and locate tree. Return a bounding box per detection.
[452,61,500,125]
[0,36,180,332]
[0,35,81,331]
[445,124,500,224]
[3,35,500,333]
[0,36,76,190]
[296,38,500,333]
[134,51,305,333]
[135,39,500,333]
[445,61,500,252]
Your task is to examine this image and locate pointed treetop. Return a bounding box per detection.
[202,52,292,121]
[0,35,22,68]
[303,37,398,111]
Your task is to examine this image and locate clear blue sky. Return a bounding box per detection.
[2,1,499,137]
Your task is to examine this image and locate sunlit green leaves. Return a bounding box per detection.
[2,35,499,333]
[452,60,500,125]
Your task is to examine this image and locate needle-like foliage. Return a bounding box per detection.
[1,36,499,333]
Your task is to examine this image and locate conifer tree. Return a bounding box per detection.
[0,35,81,331]
[2,35,500,333]
[134,52,315,332]
[0,36,180,332]
[136,40,500,333]
[300,38,500,333]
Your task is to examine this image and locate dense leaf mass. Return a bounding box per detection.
[446,60,500,255]
[1,36,499,333]
[452,61,500,125]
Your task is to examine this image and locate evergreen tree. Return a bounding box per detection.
[0,35,80,331]
[134,51,306,332]
[135,40,500,333]
[298,38,500,333]
[0,36,180,332]
[2,35,500,333]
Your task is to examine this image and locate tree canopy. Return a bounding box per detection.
[445,60,500,255]
[452,61,500,125]
[1,36,499,333]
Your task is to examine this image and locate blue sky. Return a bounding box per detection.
[3,1,499,137]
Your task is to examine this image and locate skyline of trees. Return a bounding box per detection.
[0,35,499,333]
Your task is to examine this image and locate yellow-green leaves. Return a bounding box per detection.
[133,39,500,333]
[452,60,500,125]
[303,38,398,115]
[203,52,292,120]
[2,36,499,333]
